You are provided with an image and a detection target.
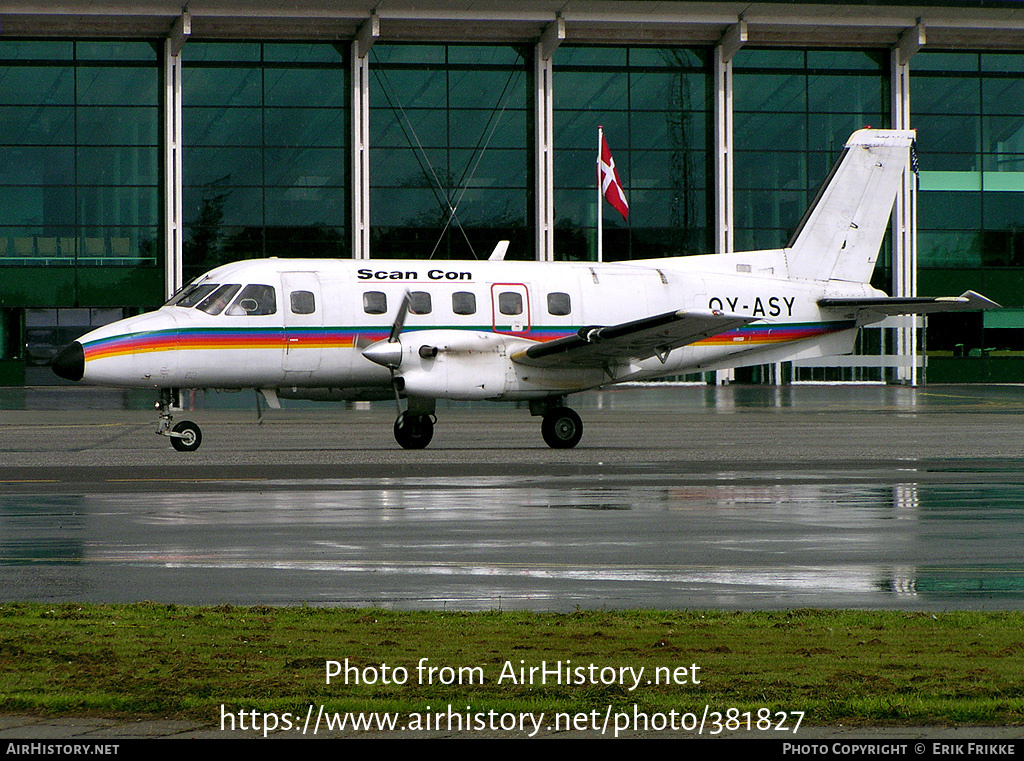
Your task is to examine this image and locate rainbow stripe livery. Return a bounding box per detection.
[82,320,854,363]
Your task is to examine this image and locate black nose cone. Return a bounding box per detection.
[52,341,85,382]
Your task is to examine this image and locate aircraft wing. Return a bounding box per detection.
[818,290,1000,318]
[510,309,756,369]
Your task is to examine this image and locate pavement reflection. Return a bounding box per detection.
[3,462,1023,610]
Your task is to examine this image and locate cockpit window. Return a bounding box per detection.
[196,284,241,315]
[226,284,277,316]
[164,279,207,307]
[173,283,218,308]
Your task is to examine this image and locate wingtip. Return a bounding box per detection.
[959,291,1001,310]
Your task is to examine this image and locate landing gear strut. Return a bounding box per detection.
[156,389,203,452]
[532,397,584,449]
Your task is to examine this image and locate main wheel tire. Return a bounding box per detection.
[394,413,434,449]
[170,420,202,452]
[541,407,583,449]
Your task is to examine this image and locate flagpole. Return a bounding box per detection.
[597,125,603,263]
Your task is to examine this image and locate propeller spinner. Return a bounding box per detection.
[362,291,411,370]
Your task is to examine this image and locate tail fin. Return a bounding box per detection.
[785,129,914,283]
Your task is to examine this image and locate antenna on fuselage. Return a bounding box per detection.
[488,240,510,261]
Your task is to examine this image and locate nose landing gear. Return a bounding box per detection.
[156,389,203,452]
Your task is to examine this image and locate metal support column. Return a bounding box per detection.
[892,22,925,385]
[534,17,563,262]
[163,12,189,298]
[351,14,378,260]
[714,21,744,384]
[714,19,744,256]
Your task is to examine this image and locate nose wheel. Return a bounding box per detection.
[156,389,203,452]
[169,420,203,452]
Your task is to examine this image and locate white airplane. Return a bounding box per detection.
[53,129,997,451]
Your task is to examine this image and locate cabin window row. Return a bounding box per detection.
[169,283,572,319]
[361,291,572,317]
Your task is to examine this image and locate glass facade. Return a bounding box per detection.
[553,47,711,261]
[733,50,890,253]
[182,42,348,283]
[914,52,1024,270]
[732,50,892,382]
[913,52,1024,357]
[0,40,162,372]
[369,45,530,260]
[0,41,160,270]
[0,11,1021,385]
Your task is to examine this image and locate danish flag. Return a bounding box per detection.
[598,130,629,221]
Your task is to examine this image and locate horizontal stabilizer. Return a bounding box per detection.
[819,290,1000,318]
[511,309,755,369]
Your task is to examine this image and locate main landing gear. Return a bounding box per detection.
[157,389,203,452]
[540,406,583,449]
[392,397,437,449]
[390,397,584,450]
[532,397,584,449]
[394,411,434,449]
[389,398,584,449]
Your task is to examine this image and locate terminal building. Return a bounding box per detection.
[1,0,1021,385]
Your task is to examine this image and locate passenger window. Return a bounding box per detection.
[498,291,523,316]
[363,291,387,315]
[547,292,571,316]
[290,290,316,315]
[226,284,277,316]
[409,291,432,315]
[452,291,476,315]
[197,284,241,315]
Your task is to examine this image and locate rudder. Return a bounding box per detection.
[785,129,914,283]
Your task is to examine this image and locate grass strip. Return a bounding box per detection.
[0,603,1022,727]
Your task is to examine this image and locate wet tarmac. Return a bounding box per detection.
[2,384,1024,610]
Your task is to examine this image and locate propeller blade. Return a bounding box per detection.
[389,290,411,343]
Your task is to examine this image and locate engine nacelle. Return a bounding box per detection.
[362,329,605,401]
[395,329,520,400]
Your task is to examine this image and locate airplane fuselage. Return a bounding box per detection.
[64,252,875,400]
